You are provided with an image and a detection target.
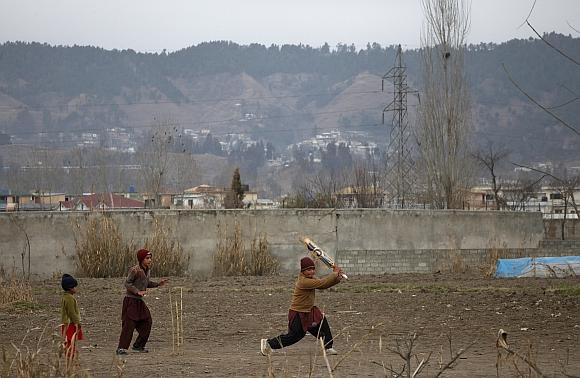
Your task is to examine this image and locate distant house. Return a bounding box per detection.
[59,193,145,211]
[0,192,65,211]
[175,185,259,209]
[172,192,214,209]
[467,184,579,218]
[0,193,17,211]
[254,198,278,209]
[140,193,176,209]
[466,186,493,210]
[176,185,228,209]
[242,191,258,208]
[334,186,385,208]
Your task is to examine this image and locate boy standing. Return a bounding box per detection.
[61,274,83,359]
[261,256,343,356]
[116,249,168,355]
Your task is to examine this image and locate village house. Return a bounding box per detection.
[59,193,144,211]
[0,192,65,211]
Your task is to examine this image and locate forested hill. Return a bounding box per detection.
[0,33,578,162]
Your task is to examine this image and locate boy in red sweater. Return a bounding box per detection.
[116,249,168,355]
[261,256,343,356]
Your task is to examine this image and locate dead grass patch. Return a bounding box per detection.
[74,215,135,278]
[143,219,190,276]
[0,276,34,310]
[213,222,279,277]
[75,216,189,277]
[1,324,91,378]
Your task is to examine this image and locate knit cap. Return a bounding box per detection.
[300,256,315,271]
[61,274,78,291]
[137,249,152,262]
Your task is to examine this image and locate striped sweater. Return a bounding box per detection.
[124,264,160,299]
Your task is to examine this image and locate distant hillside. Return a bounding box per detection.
[0,35,578,163]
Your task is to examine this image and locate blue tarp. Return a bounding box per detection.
[495,256,580,278]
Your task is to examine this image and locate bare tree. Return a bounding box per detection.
[416,0,473,209]
[501,174,543,211]
[68,147,86,196]
[171,152,199,208]
[28,147,61,208]
[284,169,347,208]
[348,160,384,208]
[472,142,510,210]
[138,120,177,208]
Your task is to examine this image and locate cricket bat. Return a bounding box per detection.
[303,237,348,280]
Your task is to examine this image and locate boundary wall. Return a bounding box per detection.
[0,209,550,278]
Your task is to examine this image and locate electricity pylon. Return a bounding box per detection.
[382,45,416,208]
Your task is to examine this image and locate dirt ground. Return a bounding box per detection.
[1,273,579,377]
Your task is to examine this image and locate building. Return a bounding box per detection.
[59,193,145,210]
[0,192,65,211]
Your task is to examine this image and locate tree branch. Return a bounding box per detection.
[433,340,476,378]
[526,20,579,65]
[502,64,580,136]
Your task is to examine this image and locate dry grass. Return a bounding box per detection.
[0,275,34,309]
[143,219,190,277]
[482,248,501,277]
[213,222,279,277]
[249,233,279,276]
[74,216,135,278]
[450,252,467,274]
[75,216,189,277]
[1,324,90,378]
[213,222,247,276]
[265,325,477,377]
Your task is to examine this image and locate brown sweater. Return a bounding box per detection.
[124,264,160,299]
[289,272,340,313]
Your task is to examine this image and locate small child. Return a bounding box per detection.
[61,274,83,359]
[261,256,343,356]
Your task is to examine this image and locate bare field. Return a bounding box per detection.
[1,273,579,377]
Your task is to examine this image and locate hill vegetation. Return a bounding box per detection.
[0,34,578,196]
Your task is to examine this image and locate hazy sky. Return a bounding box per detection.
[1,0,579,52]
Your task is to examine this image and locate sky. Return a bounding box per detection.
[0,0,579,53]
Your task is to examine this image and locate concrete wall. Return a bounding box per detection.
[338,240,580,275]
[0,209,545,278]
[544,219,580,240]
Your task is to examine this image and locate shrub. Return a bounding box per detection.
[143,219,190,276]
[213,222,279,276]
[249,233,279,276]
[75,216,189,277]
[74,215,135,278]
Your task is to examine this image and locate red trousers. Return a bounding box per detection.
[61,323,83,358]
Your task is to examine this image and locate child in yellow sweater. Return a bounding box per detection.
[261,256,343,356]
[61,274,83,359]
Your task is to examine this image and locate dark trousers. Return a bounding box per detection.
[117,297,152,349]
[118,317,152,349]
[268,313,333,350]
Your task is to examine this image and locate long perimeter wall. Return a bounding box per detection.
[0,209,548,278]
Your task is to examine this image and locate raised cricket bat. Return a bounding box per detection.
[303,237,348,280]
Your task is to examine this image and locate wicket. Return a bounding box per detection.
[169,286,184,353]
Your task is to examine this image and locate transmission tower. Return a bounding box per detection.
[382,45,415,208]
